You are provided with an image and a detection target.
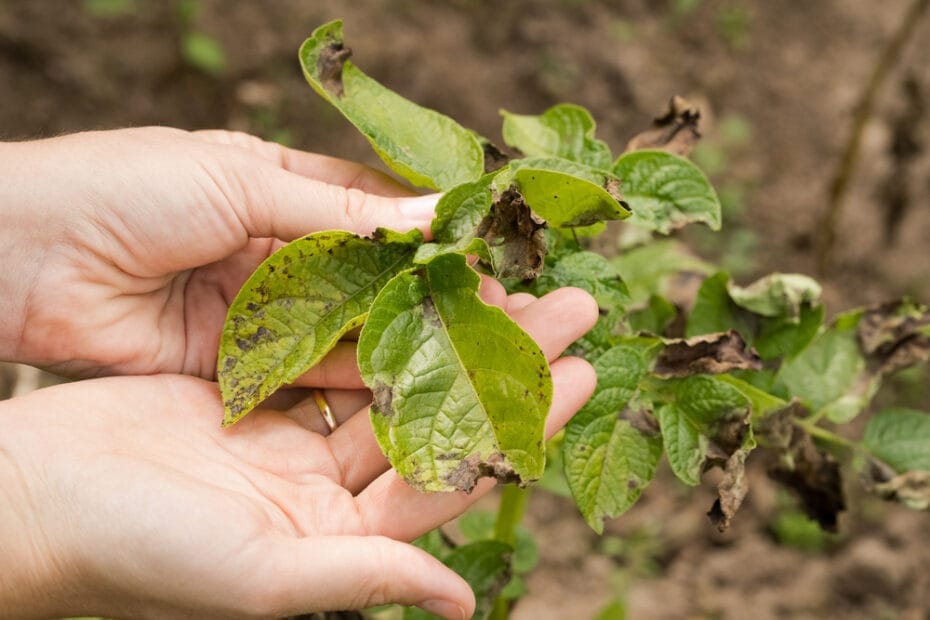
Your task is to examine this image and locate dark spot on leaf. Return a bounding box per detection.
[768,424,845,532]
[755,401,809,450]
[654,330,762,378]
[246,302,260,312]
[236,338,250,351]
[707,448,749,532]
[476,186,547,279]
[857,299,930,374]
[624,95,702,156]
[619,407,660,437]
[223,356,236,371]
[318,42,352,97]
[371,382,394,416]
[481,139,510,173]
[627,480,639,490]
[444,452,523,493]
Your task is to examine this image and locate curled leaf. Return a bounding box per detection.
[707,448,750,532]
[476,187,548,279]
[728,273,822,321]
[857,299,930,374]
[501,103,613,169]
[654,330,762,378]
[869,470,930,511]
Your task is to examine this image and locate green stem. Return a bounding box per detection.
[488,485,530,620]
[797,419,859,452]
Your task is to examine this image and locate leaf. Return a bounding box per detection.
[612,149,721,233]
[531,250,629,308]
[474,186,548,279]
[628,294,678,335]
[494,157,632,228]
[707,447,750,532]
[404,540,513,620]
[414,175,496,266]
[612,239,713,305]
[563,342,663,532]
[869,471,930,511]
[754,303,824,360]
[358,253,551,492]
[218,229,421,426]
[299,21,484,190]
[654,330,762,378]
[654,375,751,486]
[863,408,930,472]
[776,313,872,423]
[500,103,612,169]
[457,511,539,574]
[857,299,930,374]
[624,95,702,156]
[686,272,757,339]
[728,273,822,320]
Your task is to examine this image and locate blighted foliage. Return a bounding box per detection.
[216,21,930,615]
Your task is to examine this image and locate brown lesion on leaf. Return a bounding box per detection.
[857,299,930,374]
[867,469,930,511]
[481,139,511,173]
[619,407,660,437]
[317,42,352,97]
[371,381,394,416]
[444,452,523,494]
[707,448,750,532]
[476,186,548,280]
[654,330,762,378]
[624,95,702,156]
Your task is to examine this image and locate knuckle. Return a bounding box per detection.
[342,187,375,233]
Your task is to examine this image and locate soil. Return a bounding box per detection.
[2,1,930,618]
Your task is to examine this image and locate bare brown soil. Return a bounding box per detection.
[2,1,930,618]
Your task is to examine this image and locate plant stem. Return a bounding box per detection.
[489,485,531,620]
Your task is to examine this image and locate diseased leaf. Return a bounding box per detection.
[869,471,930,511]
[613,149,721,233]
[654,330,762,378]
[494,158,632,228]
[654,375,751,486]
[624,95,702,156]
[218,229,421,426]
[707,448,750,532]
[299,21,483,190]
[414,175,496,266]
[863,408,930,472]
[358,253,551,492]
[475,186,548,279]
[768,423,845,531]
[728,273,822,321]
[563,342,663,532]
[501,103,612,169]
[857,299,930,374]
[404,540,513,620]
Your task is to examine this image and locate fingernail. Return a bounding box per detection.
[419,598,467,620]
[398,193,441,221]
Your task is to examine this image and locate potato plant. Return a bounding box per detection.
[217,20,930,619]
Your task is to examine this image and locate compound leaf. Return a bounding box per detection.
[531,250,629,309]
[613,149,721,233]
[563,341,663,532]
[299,20,484,190]
[358,253,551,492]
[218,229,421,426]
[863,408,930,473]
[501,103,612,169]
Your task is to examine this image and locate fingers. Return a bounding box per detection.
[327,287,597,493]
[194,129,416,197]
[254,535,474,620]
[288,341,365,390]
[281,389,371,437]
[353,356,597,541]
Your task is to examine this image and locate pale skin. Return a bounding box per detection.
[0,128,599,618]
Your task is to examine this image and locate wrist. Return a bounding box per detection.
[0,397,87,618]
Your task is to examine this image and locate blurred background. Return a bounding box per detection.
[1,1,929,618]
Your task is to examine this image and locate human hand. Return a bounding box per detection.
[0,285,597,619]
[0,127,437,378]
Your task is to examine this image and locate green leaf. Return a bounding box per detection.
[612,149,721,234]
[457,511,539,574]
[218,229,421,426]
[686,272,756,339]
[728,273,822,320]
[414,175,496,265]
[863,408,930,472]
[404,540,513,620]
[531,250,629,308]
[182,32,227,76]
[715,374,788,420]
[563,342,663,532]
[613,239,713,305]
[628,294,677,335]
[776,314,873,423]
[494,157,632,228]
[299,21,484,190]
[653,376,751,486]
[754,303,824,360]
[358,253,552,492]
[501,103,612,169]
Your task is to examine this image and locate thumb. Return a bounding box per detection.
[255,535,474,619]
[237,163,439,240]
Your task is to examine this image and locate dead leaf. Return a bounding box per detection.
[869,470,930,511]
[654,330,763,378]
[707,448,750,532]
[476,186,548,279]
[768,424,845,532]
[755,401,809,450]
[624,95,702,156]
[481,138,511,173]
[857,299,930,374]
